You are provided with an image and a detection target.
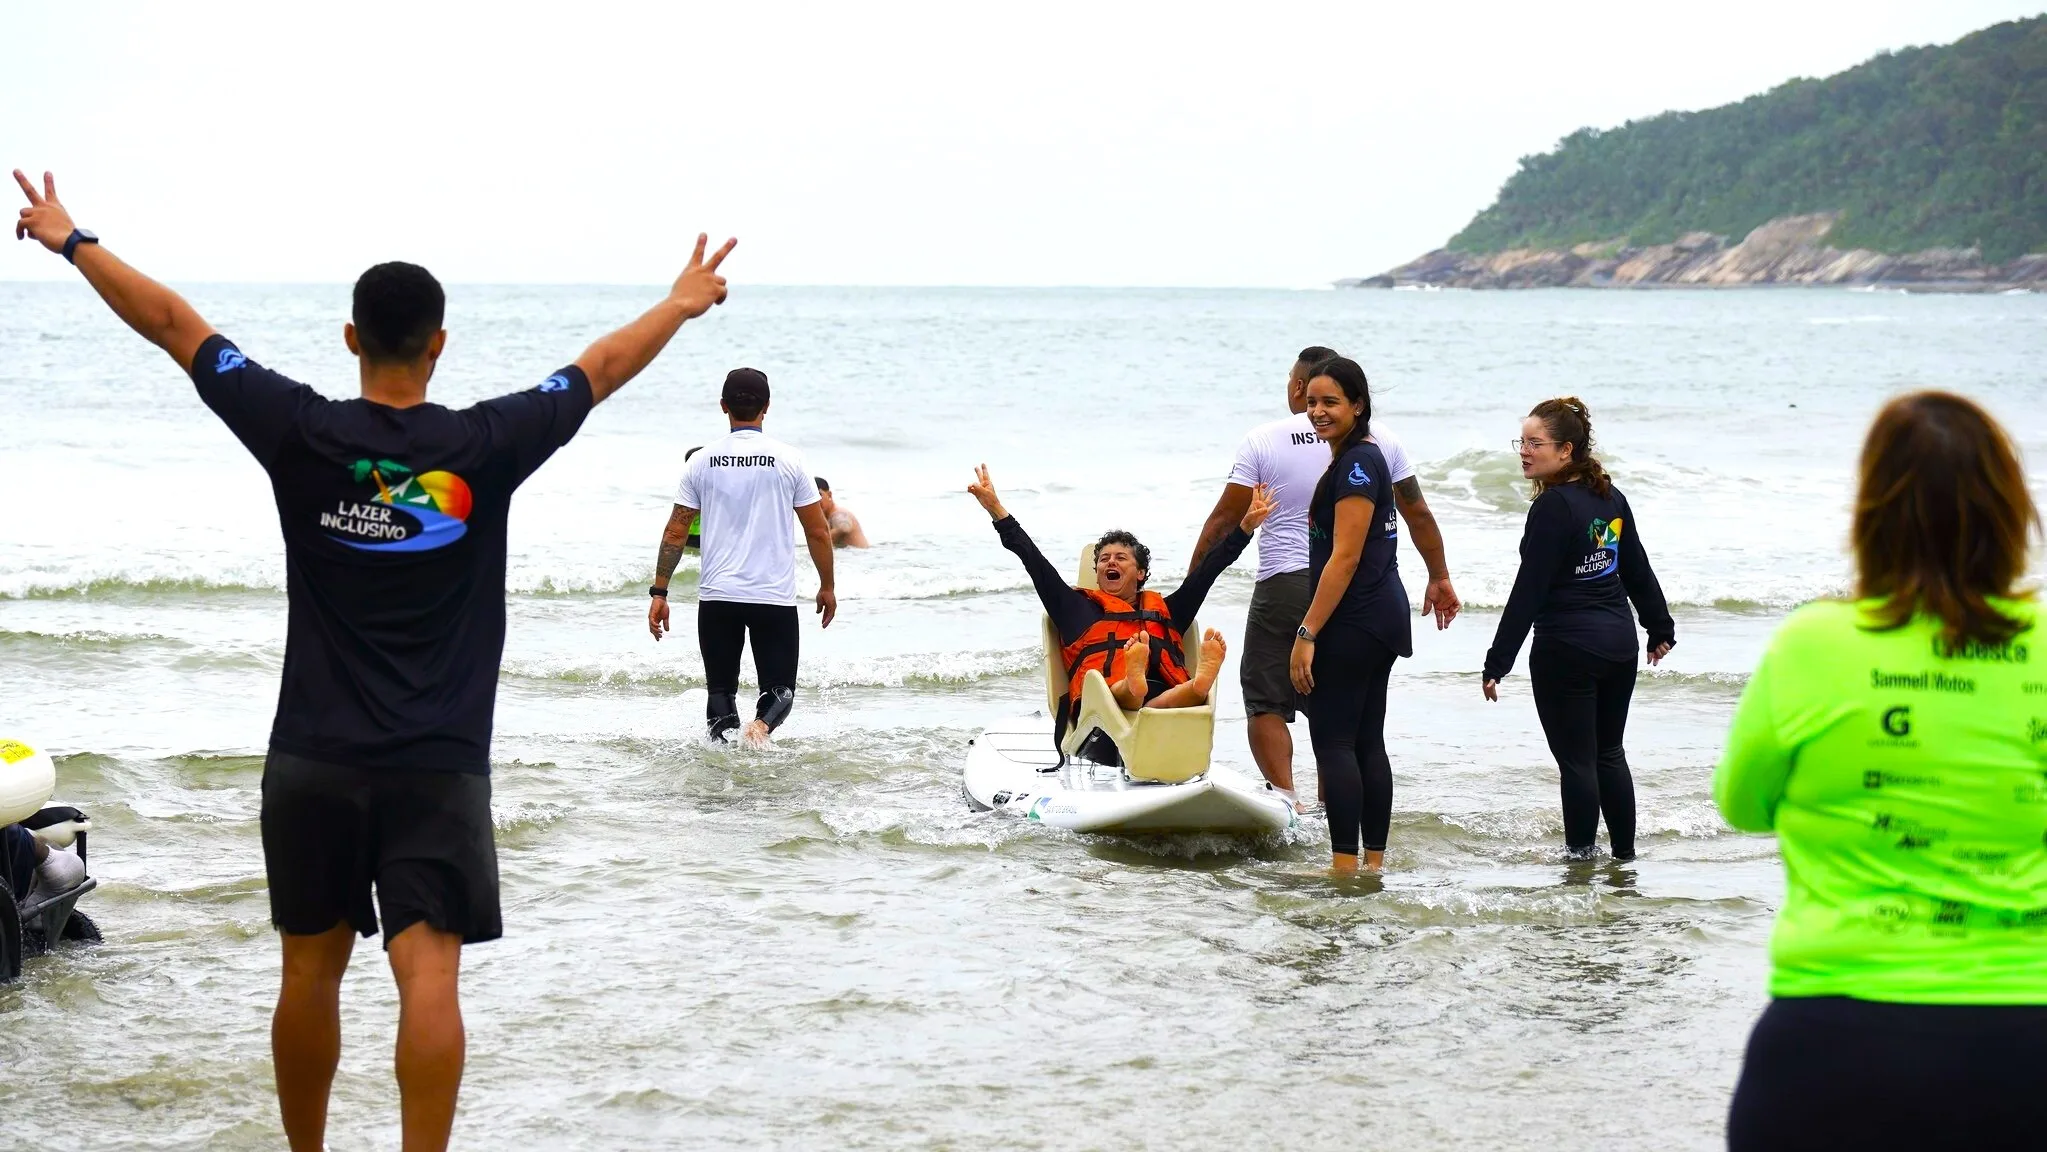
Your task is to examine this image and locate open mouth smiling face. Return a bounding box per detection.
[1094,546,1142,594]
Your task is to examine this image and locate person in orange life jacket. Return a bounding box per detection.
[966,465,1275,716]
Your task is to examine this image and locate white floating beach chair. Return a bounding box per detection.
[1041,546,1215,784]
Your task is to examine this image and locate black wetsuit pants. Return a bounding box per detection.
[699,600,800,740]
[1529,636,1637,858]
[1728,997,2047,1151]
[1307,625,1398,856]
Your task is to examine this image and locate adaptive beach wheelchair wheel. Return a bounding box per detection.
[2,803,102,982]
[0,893,20,982]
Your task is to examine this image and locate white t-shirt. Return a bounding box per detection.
[1227,413,1414,581]
[674,427,821,605]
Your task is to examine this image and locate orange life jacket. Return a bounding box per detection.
[1060,588,1189,710]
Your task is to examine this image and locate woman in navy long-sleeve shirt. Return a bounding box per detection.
[1483,398,1674,861]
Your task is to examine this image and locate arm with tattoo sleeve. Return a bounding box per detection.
[1188,483,1253,575]
[647,504,697,640]
[1393,475,1461,629]
[655,505,695,588]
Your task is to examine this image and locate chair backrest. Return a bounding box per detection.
[1041,545,1100,718]
[1041,615,1068,719]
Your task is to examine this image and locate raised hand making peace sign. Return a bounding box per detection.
[670,233,738,320]
[14,169,79,253]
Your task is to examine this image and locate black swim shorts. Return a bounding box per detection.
[1242,570,1310,721]
[260,750,502,947]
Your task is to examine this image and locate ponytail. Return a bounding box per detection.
[1308,357,1374,509]
[1529,396,1611,498]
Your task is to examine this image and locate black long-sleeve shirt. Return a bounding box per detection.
[994,515,1251,699]
[1483,481,1674,682]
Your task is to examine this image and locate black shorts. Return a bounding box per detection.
[1242,570,1310,720]
[260,750,502,948]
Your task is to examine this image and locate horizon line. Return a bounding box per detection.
[0,278,1345,292]
[0,280,1351,292]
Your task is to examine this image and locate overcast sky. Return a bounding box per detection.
[5,1,2041,287]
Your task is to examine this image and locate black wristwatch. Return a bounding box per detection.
[648,586,668,599]
[62,229,99,264]
[1295,625,1316,642]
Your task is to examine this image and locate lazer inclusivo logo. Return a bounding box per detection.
[537,373,571,393]
[1588,517,1623,551]
[1348,462,1370,486]
[1572,518,1622,581]
[318,457,474,553]
[215,347,247,374]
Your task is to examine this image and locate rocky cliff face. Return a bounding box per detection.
[1350,214,2047,291]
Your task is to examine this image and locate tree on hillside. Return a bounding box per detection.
[1448,16,2047,261]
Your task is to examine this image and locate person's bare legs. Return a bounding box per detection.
[1142,630,1226,709]
[386,922,466,1152]
[274,923,357,1152]
[1246,713,1295,793]
[1111,633,1151,710]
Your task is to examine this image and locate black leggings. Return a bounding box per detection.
[1529,636,1637,858]
[698,600,800,740]
[1728,996,2047,1151]
[1307,625,1398,856]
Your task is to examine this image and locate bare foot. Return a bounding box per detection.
[1121,633,1150,702]
[1329,851,1386,877]
[1193,628,1226,693]
[739,719,772,748]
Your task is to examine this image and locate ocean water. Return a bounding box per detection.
[1,282,2043,1150]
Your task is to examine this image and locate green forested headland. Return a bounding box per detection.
[1448,16,2047,262]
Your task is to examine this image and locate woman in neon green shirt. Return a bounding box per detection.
[1716,392,2046,1151]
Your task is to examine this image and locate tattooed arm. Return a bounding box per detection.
[1392,475,1460,630]
[648,504,697,641]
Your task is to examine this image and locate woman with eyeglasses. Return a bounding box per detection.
[1481,397,1673,861]
[1718,393,2044,1150]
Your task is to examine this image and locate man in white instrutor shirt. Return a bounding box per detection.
[1188,346,1460,810]
[648,368,836,746]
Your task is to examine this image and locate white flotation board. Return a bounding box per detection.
[964,713,1295,836]
[1,737,57,827]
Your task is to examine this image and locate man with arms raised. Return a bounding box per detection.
[1189,346,1460,810]
[15,168,733,1152]
[648,369,836,746]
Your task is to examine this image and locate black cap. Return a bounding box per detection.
[722,367,770,407]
